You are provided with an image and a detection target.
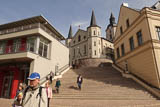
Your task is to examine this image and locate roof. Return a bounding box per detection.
[0,15,65,40]
[68,25,73,39]
[88,10,101,28]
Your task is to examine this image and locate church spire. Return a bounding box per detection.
[109,12,116,25]
[68,25,73,39]
[90,10,97,27]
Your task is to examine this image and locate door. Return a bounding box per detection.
[1,76,13,98]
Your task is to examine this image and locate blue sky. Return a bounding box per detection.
[0,0,158,38]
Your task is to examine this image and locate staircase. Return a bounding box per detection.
[51,66,160,107]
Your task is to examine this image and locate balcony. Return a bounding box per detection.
[0,23,61,41]
[0,43,36,55]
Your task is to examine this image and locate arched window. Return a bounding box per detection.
[94,31,96,35]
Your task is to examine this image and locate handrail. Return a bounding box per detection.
[113,63,160,90]
[39,64,70,85]
[56,64,69,75]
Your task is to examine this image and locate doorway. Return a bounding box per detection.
[1,75,13,98]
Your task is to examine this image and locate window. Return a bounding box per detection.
[0,42,5,54]
[94,31,96,35]
[110,35,112,40]
[84,36,86,40]
[78,35,81,42]
[99,48,100,53]
[126,19,130,28]
[116,47,120,58]
[156,27,160,40]
[43,44,48,58]
[73,40,75,44]
[129,36,134,51]
[120,26,123,35]
[38,42,43,56]
[73,48,75,57]
[27,37,36,52]
[38,37,49,58]
[13,39,20,52]
[121,44,125,56]
[137,31,143,46]
[99,40,100,45]
[94,50,96,55]
[89,45,91,49]
[94,41,96,46]
[84,45,86,55]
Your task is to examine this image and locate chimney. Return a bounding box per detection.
[122,3,129,7]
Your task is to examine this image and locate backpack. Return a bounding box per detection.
[22,86,44,107]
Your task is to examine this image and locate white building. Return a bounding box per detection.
[0,15,69,98]
[66,11,115,66]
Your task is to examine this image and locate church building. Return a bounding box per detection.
[66,11,115,66]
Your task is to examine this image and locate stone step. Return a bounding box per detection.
[52,96,156,100]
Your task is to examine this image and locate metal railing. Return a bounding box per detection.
[39,64,70,85]
[0,43,36,55]
[56,64,69,75]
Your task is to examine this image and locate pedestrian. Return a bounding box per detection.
[15,83,24,98]
[55,79,61,93]
[45,81,52,107]
[22,72,48,107]
[13,92,23,107]
[13,82,25,107]
[50,71,54,83]
[77,74,83,90]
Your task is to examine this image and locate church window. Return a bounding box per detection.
[94,50,96,55]
[78,35,81,42]
[94,41,96,46]
[84,45,86,55]
[94,31,96,35]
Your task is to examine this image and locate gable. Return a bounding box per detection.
[115,6,140,40]
[71,29,87,45]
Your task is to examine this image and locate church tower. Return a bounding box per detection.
[65,25,73,47]
[106,12,117,42]
[87,10,102,58]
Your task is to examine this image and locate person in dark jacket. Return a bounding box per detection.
[77,74,83,90]
[55,79,61,93]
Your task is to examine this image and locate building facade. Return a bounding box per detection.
[114,2,160,88]
[0,16,69,98]
[66,11,114,66]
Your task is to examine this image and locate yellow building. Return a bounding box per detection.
[0,15,69,98]
[114,2,160,89]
